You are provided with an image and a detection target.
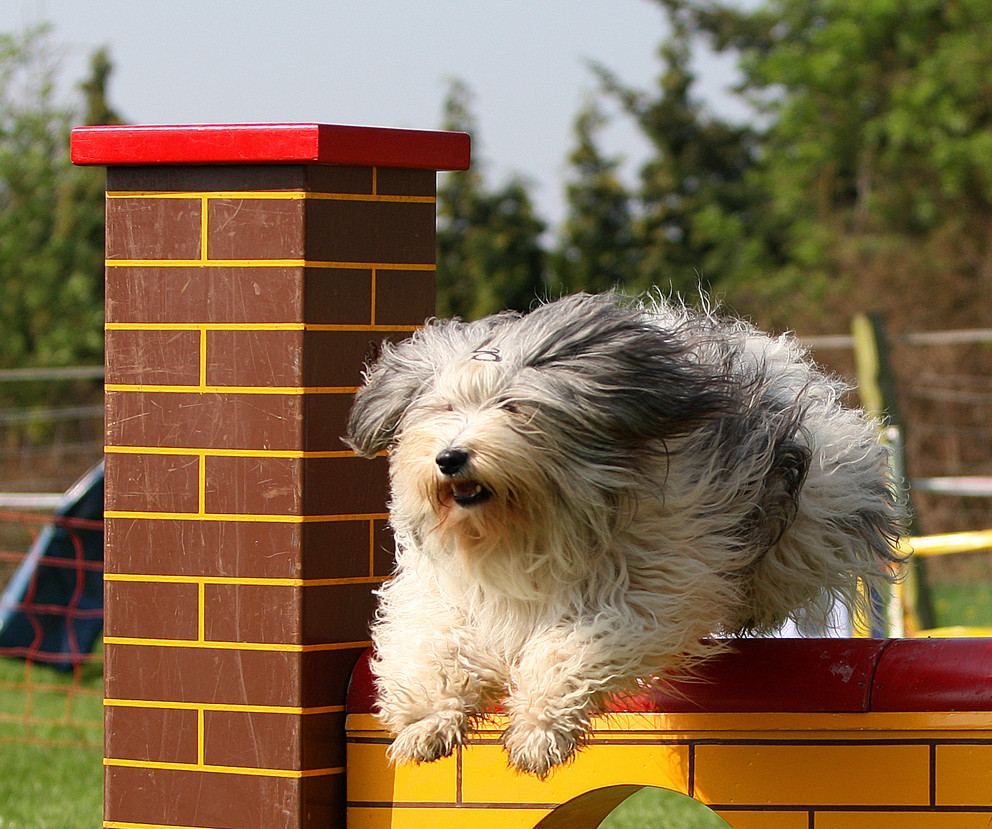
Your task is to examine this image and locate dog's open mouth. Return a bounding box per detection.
[449,480,492,507]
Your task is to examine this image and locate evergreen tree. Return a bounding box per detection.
[553,97,637,295]
[435,79,547,319]
[592,18,758,300]
[48,47,122,367]
[0,25,71,371]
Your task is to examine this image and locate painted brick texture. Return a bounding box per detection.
[344,641,992,827]
[346,711,992,828]
[95,142,445,829]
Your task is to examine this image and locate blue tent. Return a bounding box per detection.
[0,462,104,671]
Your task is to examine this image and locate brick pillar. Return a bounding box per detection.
[71,123,469,829]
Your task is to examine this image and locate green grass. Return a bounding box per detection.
[0,740,102,829]
[601,787,730,828]
[932,578,992,629]
[0,655,103,829]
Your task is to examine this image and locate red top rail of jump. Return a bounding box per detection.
[348,638,992,715]
[70,122,471,171]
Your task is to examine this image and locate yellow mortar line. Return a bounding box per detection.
[198,329,208,386]
[102,636,371,652]
[104,446,359,459]
[103,573,385,587]
[107,322,305,330]
[196,455,206,516]
[104,259,436,270]
[199,195,209,261]
[103,756,345,779]
[105,699,345,715]
[105,574,384,587]
[196,708,205,766]
[103,383,357,394]
[103,510,388,523]
[196,581,206,642]
[104,822,222,829]
[370,268,377,326]
[104,822,220,829]
[104,321,418,332]
[105,189,434,203]
[369,520,377,576]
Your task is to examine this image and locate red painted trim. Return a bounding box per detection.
[346,639,992,715]
[871,638,992,712]
[618,639,887,714]
[70,123,471,171]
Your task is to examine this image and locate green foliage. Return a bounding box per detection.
[591,20,759,300]
[654,0,992,330]
[0,26,113,392]
[436,79,547,320]
[552,97,638,295]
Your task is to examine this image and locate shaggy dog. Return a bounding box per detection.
[346,292,903,777]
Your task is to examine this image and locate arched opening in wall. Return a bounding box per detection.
[535,785,730,829]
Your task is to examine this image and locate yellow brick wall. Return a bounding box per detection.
[346,711,992,828]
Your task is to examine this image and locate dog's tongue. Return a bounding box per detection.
[451,480,490,506]
[453,481,483,499]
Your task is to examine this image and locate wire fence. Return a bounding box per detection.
[806,326,992,538]
[0,364,104,495]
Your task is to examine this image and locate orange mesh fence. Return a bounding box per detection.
[0,508,103,749]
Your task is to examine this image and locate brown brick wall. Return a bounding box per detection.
[102,161,436,828]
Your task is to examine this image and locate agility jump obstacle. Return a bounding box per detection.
[75,124,992,829]
[348,637,992,828]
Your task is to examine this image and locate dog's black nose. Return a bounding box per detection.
[436,448,469,477]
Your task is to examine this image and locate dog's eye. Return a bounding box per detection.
[500,401,519,414]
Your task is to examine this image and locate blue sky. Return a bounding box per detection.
[16,0,745,228]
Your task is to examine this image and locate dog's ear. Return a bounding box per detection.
[345,336,435,457]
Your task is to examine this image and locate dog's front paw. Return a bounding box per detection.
[387,711,467,765]
[503,720,582,778]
